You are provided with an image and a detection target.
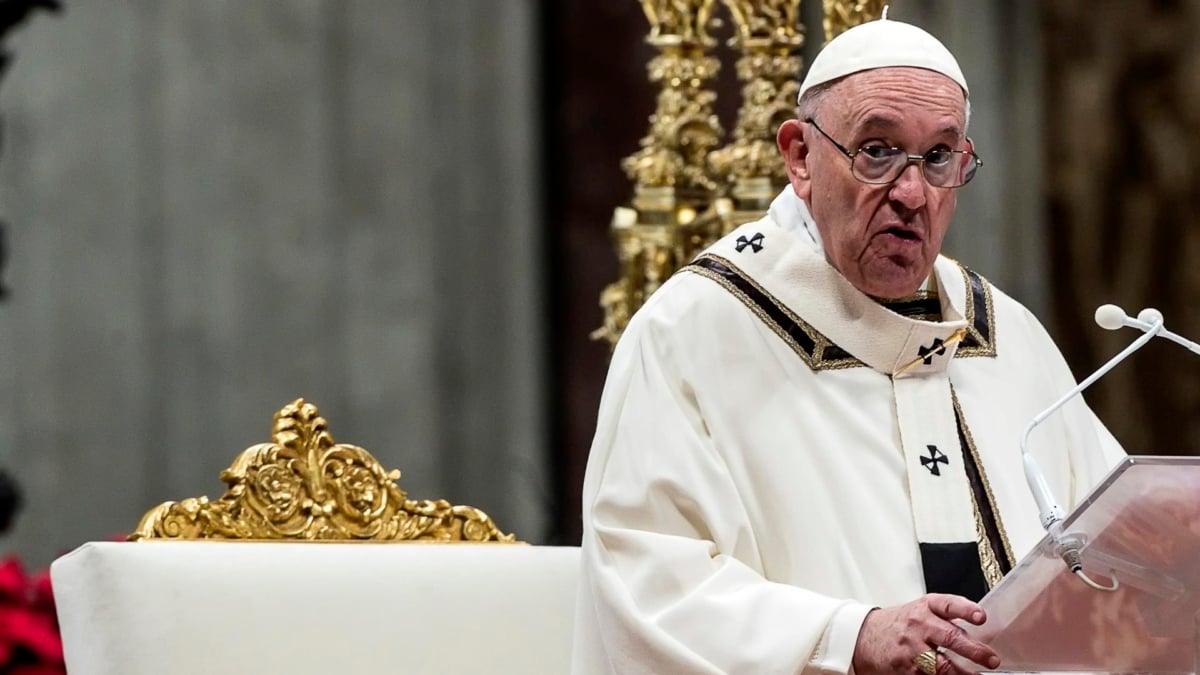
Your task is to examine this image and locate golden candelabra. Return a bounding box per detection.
[708,0,805,228]
[823,0,887,42]
[591,0,725,347]
[596,0,886,349]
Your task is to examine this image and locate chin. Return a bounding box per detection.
[860,265,928,299]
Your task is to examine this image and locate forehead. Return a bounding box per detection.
[827,67,966,136]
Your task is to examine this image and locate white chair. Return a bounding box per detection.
[51,399,579,675]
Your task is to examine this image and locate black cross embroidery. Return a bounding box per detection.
[921,445,948,476]
[735,232,765,253]
[917,337,947,365]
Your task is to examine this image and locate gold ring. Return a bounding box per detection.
[913,649,938,675]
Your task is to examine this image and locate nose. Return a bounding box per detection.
[888,162,927,211]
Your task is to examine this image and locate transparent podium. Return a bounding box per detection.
[961,457,1200,673]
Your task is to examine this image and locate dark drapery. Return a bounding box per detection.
[1044,1,1200,459]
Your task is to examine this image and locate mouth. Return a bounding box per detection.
[880,225,923,243]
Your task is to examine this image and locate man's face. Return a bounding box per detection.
[779,67,969,299]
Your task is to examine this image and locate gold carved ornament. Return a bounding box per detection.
[593,0,725,348]
[822,0,887,42]
[130,399,516,543]
[628,0,723,195]
[596,0,883,349]
[707,0,804,226]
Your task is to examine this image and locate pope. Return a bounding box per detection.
[571,13,1125,675]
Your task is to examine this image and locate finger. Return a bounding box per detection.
[936,649,983,675]
[934,623,1000,672]
[925,593,986,625]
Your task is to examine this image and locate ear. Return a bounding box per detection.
[777,119,813,201]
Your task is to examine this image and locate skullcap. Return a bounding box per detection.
[798,15,967,102]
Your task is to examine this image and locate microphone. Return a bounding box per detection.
[1022,305,1164,533]
[1096,304,1200,356]
[1093,304,1128,330]
[1021,305,1193,589]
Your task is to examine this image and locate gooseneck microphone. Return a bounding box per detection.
[1021,304,1186,590]
[1096,304,1200,355]
[1021,305,1165,533]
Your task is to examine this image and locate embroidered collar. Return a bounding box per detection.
[685,201,996,375]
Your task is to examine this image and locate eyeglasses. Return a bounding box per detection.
[805,118,982,188]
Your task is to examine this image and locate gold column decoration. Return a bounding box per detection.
[592,0,724,348]
[822,0,886,42]
[130,399,516,543]
[707,0,804,229]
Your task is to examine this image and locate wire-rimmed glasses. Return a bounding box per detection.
[806,118,982,188]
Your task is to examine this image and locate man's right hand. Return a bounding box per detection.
[851,593,1000,674]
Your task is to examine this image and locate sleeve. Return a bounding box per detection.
[576,304,874,674]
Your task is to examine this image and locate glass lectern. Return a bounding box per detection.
[960,457,1200,673]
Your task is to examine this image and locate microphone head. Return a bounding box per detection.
[1138,308,1164,326]
[1095,304,1128,330]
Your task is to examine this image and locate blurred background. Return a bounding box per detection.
[0,0,1195,567]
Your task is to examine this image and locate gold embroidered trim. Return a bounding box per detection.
[952,390,1017,573]
[686,255,864,371]
[685,255,998,371]
[972,495,1005,589]
[954,263,998,358]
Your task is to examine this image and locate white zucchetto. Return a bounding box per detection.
[797,16,968,102]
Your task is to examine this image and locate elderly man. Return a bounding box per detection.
[572,15,1124,675]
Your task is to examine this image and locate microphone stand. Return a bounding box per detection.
[1022,306,1179,590]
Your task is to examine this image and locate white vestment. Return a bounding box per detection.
[571,189,1125,674]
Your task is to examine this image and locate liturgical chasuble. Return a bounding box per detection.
[571,189,1126,674]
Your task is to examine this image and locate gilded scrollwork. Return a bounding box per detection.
[592,280,635,347]
[709,0,803,226]
[622,54,722,193]
[625,0,724,194]
[130,399,516,543]
[822,0,886,42]
[639,0,719,46]
[597,1,725,349]
[724,0,802,47]
[707,61,800,184]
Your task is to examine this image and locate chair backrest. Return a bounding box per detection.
[52,399,580,674]
[131,398,515,544]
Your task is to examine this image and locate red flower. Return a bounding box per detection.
[0,556,64,673]
[0,558,27,601]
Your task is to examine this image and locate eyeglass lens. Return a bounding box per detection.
[854,148,977,187]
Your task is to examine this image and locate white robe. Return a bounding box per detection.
[571,189,1126,674]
